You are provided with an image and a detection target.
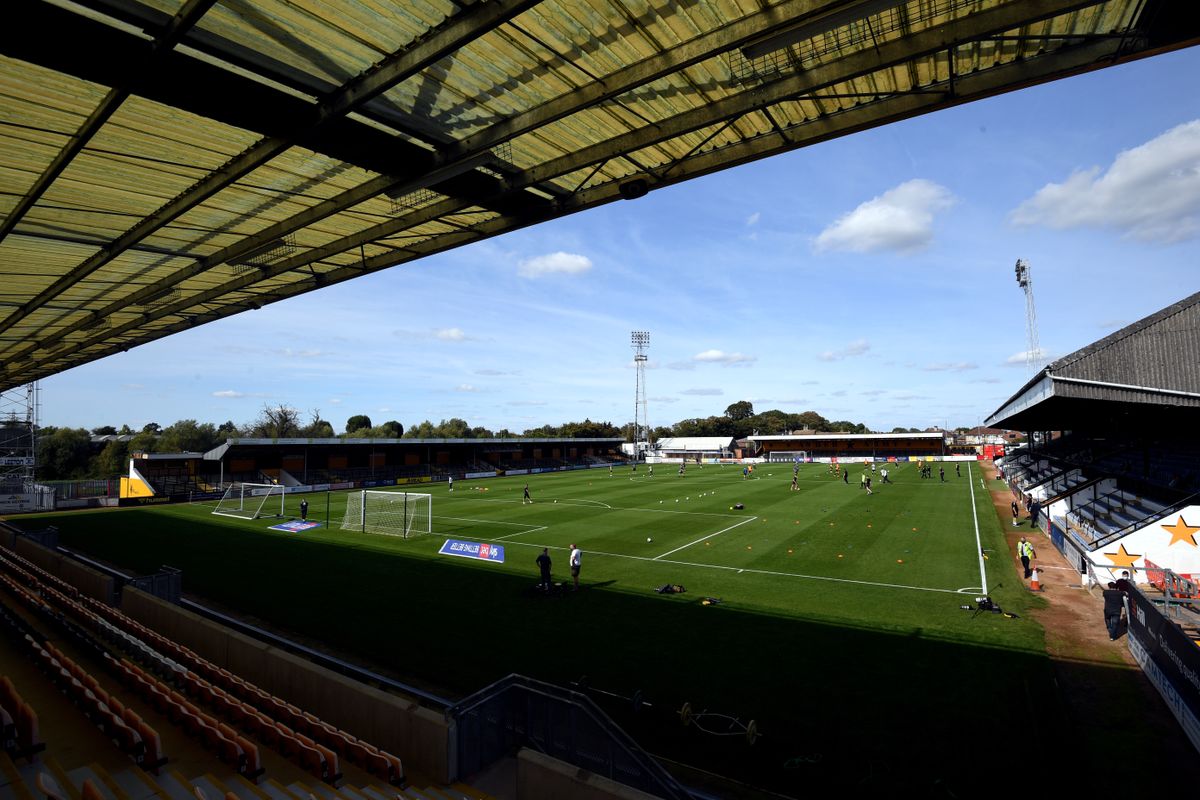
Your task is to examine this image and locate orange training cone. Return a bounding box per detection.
[1030,566,1042,592]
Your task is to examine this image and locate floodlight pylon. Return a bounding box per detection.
[1014,259,1040,372]
[631,331,650,458]
[0,382,38,490]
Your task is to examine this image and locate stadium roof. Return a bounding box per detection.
[985,290,1200,431]
[203,435,622,459]
[2,1,1197,391]
[749,432,945,441]
[655,436,734,451]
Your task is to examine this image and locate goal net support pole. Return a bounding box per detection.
[341,490,432,538]
[212,482,285,520]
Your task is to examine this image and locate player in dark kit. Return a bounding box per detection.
[523,484,531,504]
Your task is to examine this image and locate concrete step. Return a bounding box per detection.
[44,758,82,800]
[260,780,301,800]
[0,753,32,800]
[152,772,193,800]
[353,786,390,800]
[285,784,320,800]
[190,775,229,800]
[65,766,122,800]
[107,769,164,800]
[224,776,271,800]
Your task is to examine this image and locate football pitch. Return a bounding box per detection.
[25,461,1057,794]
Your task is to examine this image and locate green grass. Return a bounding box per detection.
[21,461,1064,794]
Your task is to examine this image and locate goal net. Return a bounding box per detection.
[212,482,285,520]
[341,491,432,538]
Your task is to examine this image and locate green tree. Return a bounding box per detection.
[37,428,92,479]
[724,401,755,421]
[217,420,241,438]
[91,425,117,436]
[379,420,404,438]
[92,439,129,477]
[403,420,436,439]
[142,422,161,434]
[248,404,301,438]
[345,414,372,434]
[126,430,157,454]
[158,419,219,452]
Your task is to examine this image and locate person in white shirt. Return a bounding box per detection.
[569,544,582,591]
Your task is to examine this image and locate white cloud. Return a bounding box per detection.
[777,398,808,404]
[213,390,244,398]
[818,338,870,361]
[122,383,144,390]
[922,362,978,372]
[746,211,761,226]
[454,384,479,393]
[394,327,478,342]
[1004,348,1053,367]
[665,361,696,371]
[329,398,343,404]
[679,388,724,396]
[475,368,518,376]
[1011,120,1200,242]
[970,378,1002,384]
[279,348,327,358]
[649,396,680,403]
[693,349,756,366]
[815,179,955,253]
[517,251,593,278]
[862,390,886,396]
[507,400,547,406]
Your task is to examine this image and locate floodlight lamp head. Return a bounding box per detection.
[631,331,650,347]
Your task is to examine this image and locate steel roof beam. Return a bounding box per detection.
[0,0,545,338]
[6,27,1132,387]
[0,0,218,248]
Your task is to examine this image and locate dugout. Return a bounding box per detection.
[749,432,947,461]
[653,436,735,462]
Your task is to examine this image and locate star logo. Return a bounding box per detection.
[1161,516,1199,547]
[1103,543,1142,569]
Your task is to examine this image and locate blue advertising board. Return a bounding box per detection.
[439,539,505,563]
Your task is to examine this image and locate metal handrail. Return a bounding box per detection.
[448,673,693,800]
[1089,490,1200,550]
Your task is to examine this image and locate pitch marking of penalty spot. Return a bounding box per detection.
[484,536,976,596]
[652,516,758,560]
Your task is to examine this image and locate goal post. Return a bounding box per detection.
[340,490,432,538]
[212,482,285,520]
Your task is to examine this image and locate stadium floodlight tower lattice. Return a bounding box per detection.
[631,331,651,460]
[1014,259,1041,372]
[212,482,285,520]
[342,490,432,538]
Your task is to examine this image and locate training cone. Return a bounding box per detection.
[1030,566,1042,591]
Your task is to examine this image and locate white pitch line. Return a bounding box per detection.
[478,536,971,595]
[434,515,539,528]
[492,526,546,541]
[967,461,989,596]
[652,516,758,560]
[452,496,741,518]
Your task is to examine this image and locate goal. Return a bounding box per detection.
[341,490,432,538]
[212,482,285,520]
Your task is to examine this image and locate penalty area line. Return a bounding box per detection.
[652,516,757,560]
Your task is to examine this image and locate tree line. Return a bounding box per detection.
[35,401,952,480]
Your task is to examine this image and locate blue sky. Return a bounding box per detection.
[42,46,1200,434]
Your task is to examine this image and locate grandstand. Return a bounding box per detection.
[749,431,947,461]
[121,438,624,505]
[3,0,1200,795]
[986,290,1200,754]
